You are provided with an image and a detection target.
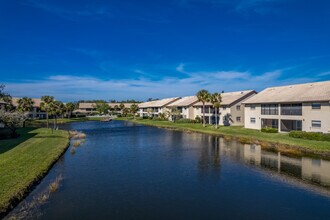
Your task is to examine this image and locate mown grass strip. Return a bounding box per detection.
[0,128,69,216]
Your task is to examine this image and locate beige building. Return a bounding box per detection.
[138,97,180,117]
[193,90,257,125]
[11,97,47,119]
[243,81,330,133]
[166,96,199,120]
[76,102,136,115]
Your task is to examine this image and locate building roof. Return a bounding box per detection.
[11,97,42,108]
[243,81,330,104]
[193,90,256,106]
[139,97,180,108]
[78,102,137,109]
[167,96,199,107]
[108,103,136,108]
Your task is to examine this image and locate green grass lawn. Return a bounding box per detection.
[0,128,69,215]
[27,117,104,126]
[118,118,330,153]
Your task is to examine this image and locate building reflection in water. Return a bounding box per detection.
[242,142,330,187]
[195,134,330,188]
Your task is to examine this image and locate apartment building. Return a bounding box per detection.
[76,102,136,115]
[166,96,199,120]
[138,97,180,117]
[193,90,257,125]
[11,97,47,119]
[243,81,330,133]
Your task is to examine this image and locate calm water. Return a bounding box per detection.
[7,121,330,219]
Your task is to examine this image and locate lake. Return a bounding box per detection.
[6,120,330,219]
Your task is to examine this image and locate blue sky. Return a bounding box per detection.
[1,0,330,101]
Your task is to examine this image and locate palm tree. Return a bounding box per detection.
[49,101,65,131]
[168,106,181,123]
[146,108,154,118]
[119,103,125,114]
[209,93,222,129]
[17,97,34,127]
[65,102,76,118]
[130,104,139,119]
[196,89,210,127]
[41,96,55,128]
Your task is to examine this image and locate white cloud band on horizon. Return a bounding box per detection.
[3,67,321,102]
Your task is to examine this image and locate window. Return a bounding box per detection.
[236,117,241,122]
[223,107,226,110]
[312,103,321,109]
[236,105,241,111]
[281,103,302,116]
[312,120,321,128]
[250,117,256,123]
[250,105,256,110]
[261,104,278,115]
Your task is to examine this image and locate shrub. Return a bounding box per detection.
[289,131,330,142]
[261,127,278,133]
[176,118,196,123]
[195,116,202,123]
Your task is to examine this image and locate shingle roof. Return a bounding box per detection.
[11,97,42,108]
[167,96,198,107]
[108,103,136,108]
[243,81,330,104]
[79,102,137,109]
[194,90,256,106]
[78,103,95,109]
[139,97,180,108]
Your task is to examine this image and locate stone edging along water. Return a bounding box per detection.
[0,130,70,219]
[123,119,330,160]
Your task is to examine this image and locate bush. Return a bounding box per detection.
[289,131,330,142]
[176,118,196,123]
[195,116,202,123]
[261,127,278,133]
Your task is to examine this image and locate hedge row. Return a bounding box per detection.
[289,131,330,142]
[261,127,278,133]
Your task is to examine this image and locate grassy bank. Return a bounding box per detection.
[119,118,330,157]
[27,117,104,126]
[0,128,69,216]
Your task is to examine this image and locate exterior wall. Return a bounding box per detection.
[218,107,231,125]
[244,102,330,133]
[139,107,163,117]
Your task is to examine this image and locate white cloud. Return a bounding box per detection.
[318,71,330,77]
[176,63,186,73]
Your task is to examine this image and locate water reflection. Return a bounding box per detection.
[197,135,330,189]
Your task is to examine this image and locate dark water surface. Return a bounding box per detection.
[7,121,330,219]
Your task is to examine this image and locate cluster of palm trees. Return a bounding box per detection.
[196,90,222,129]
[39,96,76,130]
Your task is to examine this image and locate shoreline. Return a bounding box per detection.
[118,118,330,159]
[0,128,70,218]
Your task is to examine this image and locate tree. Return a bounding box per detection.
[130,104,139,119]
[17,97,34,127]
[41,96,55,129]
[122,108,129,117]
[196,89,210,127]
[48,101,65,131]
[119,103,125,114]
[146,108,154,118]
[209,93,222,129]
[17,97,34,113]
[0,84,13,111]
[0,109,26,138]
[65,102,76,118]
[94,102,109,115]
[167,106,181,123]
